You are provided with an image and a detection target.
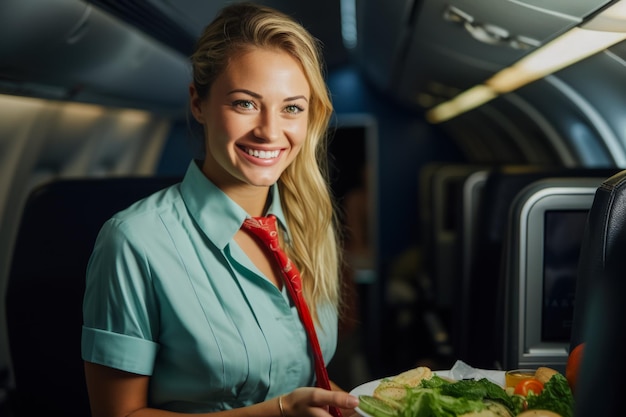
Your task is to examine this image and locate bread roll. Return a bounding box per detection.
[516,410,561,417]
[391,366,433,387]
[373,380,408,402]
[373,366,433,402]
[534,367,559,385]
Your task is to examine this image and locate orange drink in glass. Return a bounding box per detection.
[505,369,536,388]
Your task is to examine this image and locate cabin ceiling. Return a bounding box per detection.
[0,0,349,113]
[89,0,351,69]
[354,0,621,110]
[0,0,623,117]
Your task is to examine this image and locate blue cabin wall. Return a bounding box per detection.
[326,66,465,268]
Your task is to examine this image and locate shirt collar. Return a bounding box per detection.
[180,160,289,249]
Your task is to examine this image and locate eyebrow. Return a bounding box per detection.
[227,89,309,102]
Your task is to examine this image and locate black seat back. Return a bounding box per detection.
[570,169,626,350]
[6,176,180,417]
[570,170,626,415]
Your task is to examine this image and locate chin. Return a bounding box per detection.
[241,169,283,187]
[248,178,279,187]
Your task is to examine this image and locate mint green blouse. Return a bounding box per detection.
[81,161,338,413]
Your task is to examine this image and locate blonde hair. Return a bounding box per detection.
[190,3,341,324]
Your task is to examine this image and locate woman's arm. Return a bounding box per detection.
[84,362,150,417]
[85,362,359,417]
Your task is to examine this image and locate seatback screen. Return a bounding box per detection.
[542,210,589,342]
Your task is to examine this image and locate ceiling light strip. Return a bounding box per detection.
[426,85,497,123]
[426,0,626,124]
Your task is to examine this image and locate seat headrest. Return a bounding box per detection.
[570,169,626,350]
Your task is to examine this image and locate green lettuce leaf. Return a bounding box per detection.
[525,373,574,417]
[400,388,486,417]
[420,376,514,410]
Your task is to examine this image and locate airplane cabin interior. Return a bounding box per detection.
[1,0,626,415]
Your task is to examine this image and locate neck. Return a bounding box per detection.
[199,160,272,217]
[225,184,271,217]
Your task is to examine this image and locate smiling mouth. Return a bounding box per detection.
[240,146,280,159]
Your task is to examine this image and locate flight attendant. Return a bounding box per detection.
[81,3,358,416]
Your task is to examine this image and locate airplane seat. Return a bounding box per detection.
[497,177,604,373]
[568,170,626,416]
[464,166,619,369]
[5,176,180,417]
[464,165,550,368]
[570,169,626,350]
[428,164,492,312]
[451,167,492,363]
[414,163,491,365]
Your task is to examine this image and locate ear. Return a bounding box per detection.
[189,83,206,125]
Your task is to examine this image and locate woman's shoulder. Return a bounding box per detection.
[92,184,185,256]
[109,183,183,227]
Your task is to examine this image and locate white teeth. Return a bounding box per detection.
[246,148,280,159]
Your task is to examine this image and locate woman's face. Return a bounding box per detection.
[191,47,310,191]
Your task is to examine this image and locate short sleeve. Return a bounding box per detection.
[81,218,160,375]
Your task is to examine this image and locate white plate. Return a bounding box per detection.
[349,370,452,417]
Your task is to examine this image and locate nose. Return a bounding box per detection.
[253,111,280,142]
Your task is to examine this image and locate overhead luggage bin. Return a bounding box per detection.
[355,0,616,107]
[0,0,190,112]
